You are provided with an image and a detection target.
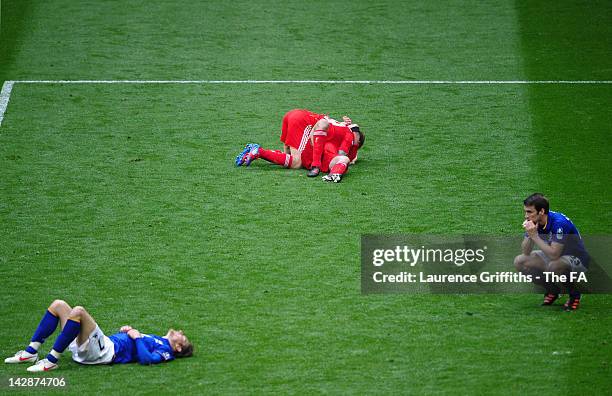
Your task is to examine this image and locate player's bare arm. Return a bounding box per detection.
[520,236,534,255]
[520,220,535,254]
[532,237,563,260]
[523,219,563,259]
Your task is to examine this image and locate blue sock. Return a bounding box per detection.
[30,310,59,348]
[47,319,81,360]
[544,283,560,295]
[565,281,581,299]
[25,346,38,354]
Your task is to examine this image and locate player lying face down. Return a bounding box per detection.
[235,109,364,182]
[307,116,365,182]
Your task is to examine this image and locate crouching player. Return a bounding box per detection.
[514,193,589,311]
[5,299,193,372]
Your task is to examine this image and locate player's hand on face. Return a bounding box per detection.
[523,220,537,237]
[120,325,133,333]
[342,116,352,125]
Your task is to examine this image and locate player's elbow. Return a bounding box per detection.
[336,155,350,164]
[313,118,329,130]
[137,356,153,365]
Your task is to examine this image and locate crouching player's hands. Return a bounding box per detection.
[522,220,538,238]
[120,325,133,333]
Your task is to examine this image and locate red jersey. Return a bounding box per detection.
[278,110,358,170]
[311,120,355,168]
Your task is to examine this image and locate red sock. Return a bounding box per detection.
[259,148,293,168]
[311,130,327,168]
[330,162,347,175]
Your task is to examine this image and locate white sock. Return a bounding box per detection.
[27,342,41,354]
[49,350,61,363]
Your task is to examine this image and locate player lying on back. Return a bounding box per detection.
[235,109,364,182]
[5,299,193,372]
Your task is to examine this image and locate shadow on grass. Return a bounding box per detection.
[0,0,34,83]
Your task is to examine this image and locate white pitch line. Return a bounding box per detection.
[0,81,15,127]
[1,79,609,127]
[12,79,612,84]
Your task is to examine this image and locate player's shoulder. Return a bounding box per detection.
[153,337,174,361]
[143,334,165,343]
[549,211,576,230]
[549,211,570,223]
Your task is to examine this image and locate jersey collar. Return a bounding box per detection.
[538,214,549,232]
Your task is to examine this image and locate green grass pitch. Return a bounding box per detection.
[1,1,611,394]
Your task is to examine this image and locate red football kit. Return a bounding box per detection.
[279,109,325,152]
[249,109,358,172]
[311,120,356,172]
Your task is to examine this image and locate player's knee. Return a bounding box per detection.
[336,155,350,164]
[329,155,349,171]
[290,157,302,169]
[548,260,569,275]
[70,306,86,319]
[50,299,68,310]
[314,118,329,130]
[513,255,526,271]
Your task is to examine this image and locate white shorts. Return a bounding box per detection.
[532,251,588,273]
[68,325,115,365]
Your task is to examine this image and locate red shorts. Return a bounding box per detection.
[300,145,313,169]
[320,142,340,173]
[279,109,324,152]
[301,142,338,173]
[302,142,338,173]
[297,142,337,171]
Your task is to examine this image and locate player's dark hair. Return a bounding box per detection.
[350,126,365,148]
[523,193,549,214]
[175,340,194,358]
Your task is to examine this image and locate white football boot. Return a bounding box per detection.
[26,358,58,372]
[4,350,38,364]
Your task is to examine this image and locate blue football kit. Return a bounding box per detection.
[535,211,589,267]
[109,333,174,364]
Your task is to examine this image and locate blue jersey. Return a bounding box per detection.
[536,211,589,266]
[109,333,175,365]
